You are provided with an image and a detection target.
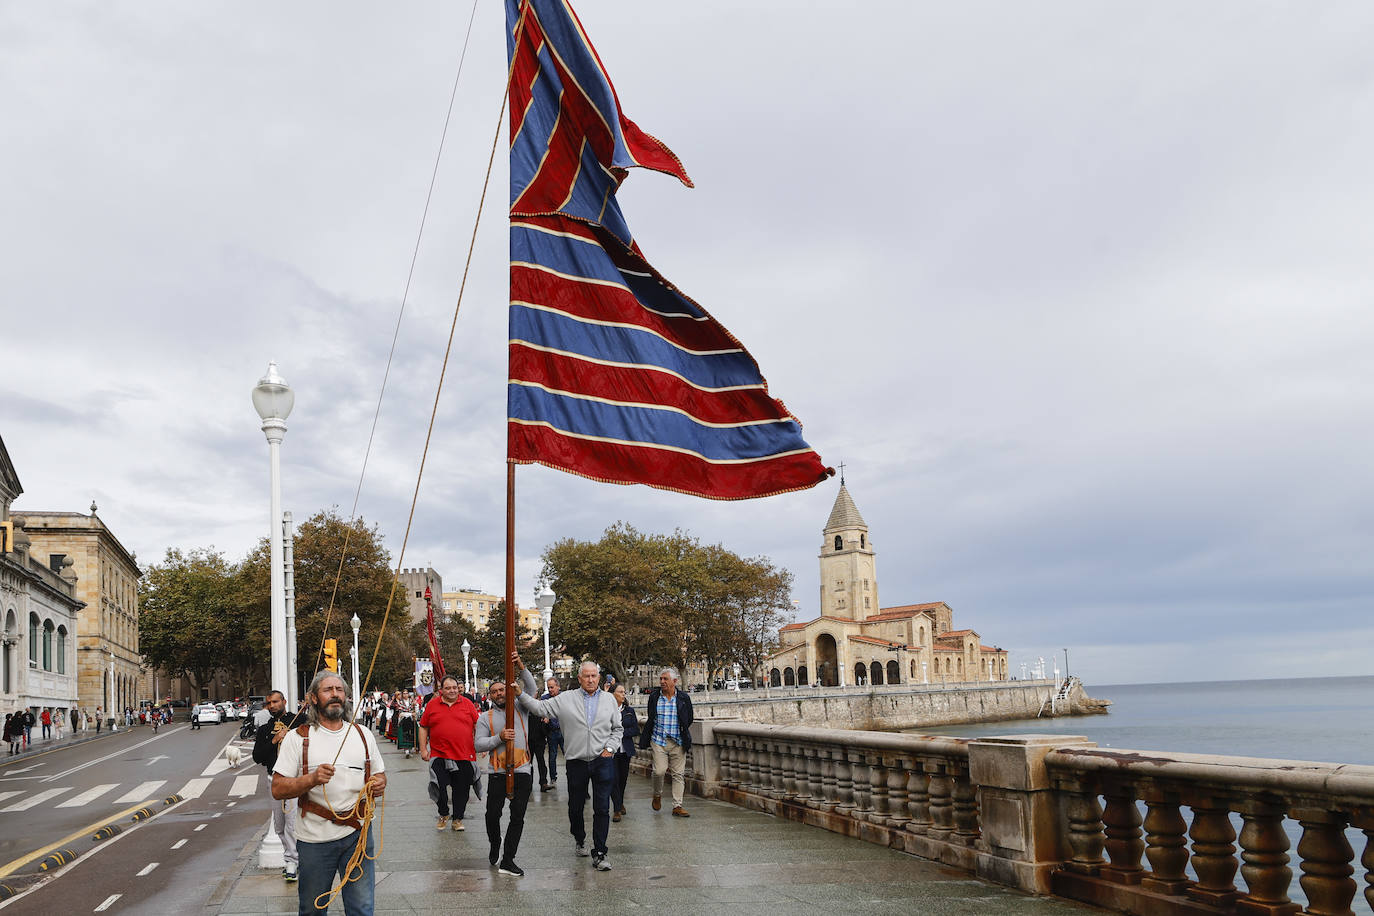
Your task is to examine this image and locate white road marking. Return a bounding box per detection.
[194,824,207,831]
[136,862,159,876]
[113,780,166,804]
[94,894,121,911]
[211,812,222,818]
[57,783,119,808]
[42,728,182,783]
[176,777,212,799]
[201,758,229,776]
[2,787,72,811]
[171,839,187,849]
[145,754,168,767]
[6,764,41,774]
[0,791,23,804]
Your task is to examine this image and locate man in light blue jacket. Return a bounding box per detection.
[514,653,621,871]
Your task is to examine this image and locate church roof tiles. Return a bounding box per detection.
[824,484,867,531]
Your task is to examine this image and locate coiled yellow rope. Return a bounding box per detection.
[310,782,386,912]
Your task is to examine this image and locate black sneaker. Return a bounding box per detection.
[489,842,500,867]
[592,854,611,872]
[498,860,524,877]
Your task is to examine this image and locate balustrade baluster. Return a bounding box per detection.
[1294,809,1356,916]
[1063,784,1106,874]
[886,758,910,829]
[834,750,855,815]
[1140,796,1190,895]
[926,766,955,842]
[1186,800,1240,907]
[778,742,797,799]
[868,759,890,824]
[799,745,819,807]
[951,767,980,845]
[850,751,874,821]
[721,737,737,787]
[1360,825,1373,914]
[762,741,778,798]
[1100,787,1145,884]
[906,765,931,834]
[743,738,761,793]
[1234,801,1298,916]
[820,748,839,811]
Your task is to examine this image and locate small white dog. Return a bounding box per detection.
[225,745,243,768]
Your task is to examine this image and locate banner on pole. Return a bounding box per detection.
[414,658,436,696]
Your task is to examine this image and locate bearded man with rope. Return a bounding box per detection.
[272,671,387,916]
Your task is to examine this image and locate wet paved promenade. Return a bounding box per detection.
[208,738,1101,915]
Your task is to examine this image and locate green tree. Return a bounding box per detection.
[468,600,540,684]
[139,548,266,696]
[239,508,411,696]
[406,610,478,684]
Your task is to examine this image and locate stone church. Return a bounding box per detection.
[765,483,1008,688]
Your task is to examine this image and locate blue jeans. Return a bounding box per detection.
[296,828,374,916]
[565,755,614,856]
[546,730,562,779]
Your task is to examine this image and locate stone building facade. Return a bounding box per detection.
[765,483,1009,688]
[0,438,83,721]
[397,567,443,625]
[21,509,142,714]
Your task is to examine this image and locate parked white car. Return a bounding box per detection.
[194,704,223,725]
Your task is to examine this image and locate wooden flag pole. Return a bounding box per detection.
[503,461,517,799]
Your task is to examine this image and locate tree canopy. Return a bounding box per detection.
[538,523,792,686]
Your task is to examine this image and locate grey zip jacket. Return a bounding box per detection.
[474,701,533,776]
[515,667,622,762]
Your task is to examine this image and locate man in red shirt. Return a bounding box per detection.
[419,675,479,831]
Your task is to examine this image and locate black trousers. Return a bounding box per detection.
[432,758,475,819]
[611,752,631,812]
[529,732,549,785]
[565,755,614,856]
[485,772,533,862]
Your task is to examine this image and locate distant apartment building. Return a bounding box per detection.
[440,588,541,633]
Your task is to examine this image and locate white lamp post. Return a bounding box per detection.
[461,639,471,693]
[350,614,361,709]
[536,585,555,681]
[471,659,479,694]
[252,362,294,698]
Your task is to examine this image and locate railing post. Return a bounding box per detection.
[1185,795,1240,908]
[688,719,724,798]
[850,749,874,822]
[970,736,1093,895]
[927,764,955,842]
[885,755,910,830]
[833,747,855,816]
[951,766,980,846]
[1099,782,1145,884]
[906,763,931,834]
[1063,781,1106,875]
[868,756,890,824]
[1293,807,1356,916]
[1233,798,1299,916]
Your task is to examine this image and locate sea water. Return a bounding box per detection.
[904,675,1374,765]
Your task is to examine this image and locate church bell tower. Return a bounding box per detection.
[818,480,878,621]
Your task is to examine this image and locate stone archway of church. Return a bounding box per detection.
[798,665,808,686]
[814,634,839,687]
[869,661,883,686]
[783,667,795,686]
[770,668,782,687]
[887,660,900,684]
[854,662,866,686]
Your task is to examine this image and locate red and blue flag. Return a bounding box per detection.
[506,0,831,500]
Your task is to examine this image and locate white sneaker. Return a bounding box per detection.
[592,854,611,871]
[575,842,590,857]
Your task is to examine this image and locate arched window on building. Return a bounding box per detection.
[42,620,54,671]
[833,535,842,551]
[798,665,808,686]
[56,626,67,674]
[29,613,39,666]
[854,662,867,685]
[770,668,782,687]
[783,666,795,686]
[886,659,900,684]
[860,534,865,549]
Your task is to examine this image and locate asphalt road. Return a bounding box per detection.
[0,718,275,913]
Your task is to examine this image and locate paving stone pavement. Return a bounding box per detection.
[208,735,1104,915]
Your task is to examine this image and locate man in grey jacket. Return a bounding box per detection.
[475,679,533,877]
[514,653,621,871]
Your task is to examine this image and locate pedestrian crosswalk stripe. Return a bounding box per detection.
[56,784,118,808]
[113,781,167,804]
[201,759,229,777]
[1,787,72,811]
[177,778,213,800]
[0,791,23,805]
[228,775,257,797]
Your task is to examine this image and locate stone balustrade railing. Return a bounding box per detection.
[645,720,1374,916]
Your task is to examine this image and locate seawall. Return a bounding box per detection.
[687,679,1107,730]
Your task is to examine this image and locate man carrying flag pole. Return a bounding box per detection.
[499,0,831,804]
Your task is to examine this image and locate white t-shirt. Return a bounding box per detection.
[274,722,385,844]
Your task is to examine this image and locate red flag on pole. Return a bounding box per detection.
[424,586,446,682]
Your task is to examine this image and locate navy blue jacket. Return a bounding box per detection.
[617,702,641,756]
[638,687,693,752]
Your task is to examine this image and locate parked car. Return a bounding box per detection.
[231,702,248,719]
[194,704,222,725]
[215,702,235,721]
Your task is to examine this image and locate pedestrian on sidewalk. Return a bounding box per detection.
[417,675,479,832]
[639,666,694,818]
[21,709,34,747]
[272,671,386,916]
[40,708,51,740]
[539,676,563,785]
[53,708,64,741]
[4,714,19,755]
[255,689,305,883]
[513,653,622,871]
[475,677,533,877]
[610,683,640,822]
[94,706,103,734]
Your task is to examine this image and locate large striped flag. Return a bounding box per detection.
[505,0,831,501]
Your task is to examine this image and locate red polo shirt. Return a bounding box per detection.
[419,695,478,761]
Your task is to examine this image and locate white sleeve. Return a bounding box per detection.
[273,730,303,779]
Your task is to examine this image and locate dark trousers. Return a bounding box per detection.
[565,755,614,856]
[545,731,562,779]
[432,758,475,819]
[485,772,533,863]
[611,752,631,813]
[529,733,549,785]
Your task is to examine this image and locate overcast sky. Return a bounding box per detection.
[3,2,1371,687]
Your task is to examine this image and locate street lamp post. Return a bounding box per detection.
[350,614,361,710]
[471,659,478,693]
[252,362,294,698]
[1063,647,1070,681]
[461,639,471,693]
[536,585,555,682]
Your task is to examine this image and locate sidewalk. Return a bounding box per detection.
[207,736,1101,915]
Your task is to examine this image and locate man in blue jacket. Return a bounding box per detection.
[638,667,694,817]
